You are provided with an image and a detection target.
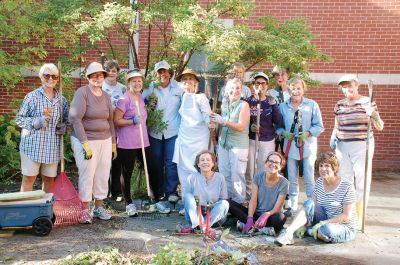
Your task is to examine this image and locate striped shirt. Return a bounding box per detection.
[15,87,68,164]
[314,177,358,230]
[334,96,377,141]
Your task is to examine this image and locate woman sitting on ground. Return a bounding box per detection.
[275,152,358,246]
[177,150,229,238]
[229,151,289,235]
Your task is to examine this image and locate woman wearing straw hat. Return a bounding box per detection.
[69,61,117,223]
[113,70,149,217]
[173,69,212,196]
[16,63,68,193]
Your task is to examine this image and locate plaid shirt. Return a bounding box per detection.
[15,87,68,164]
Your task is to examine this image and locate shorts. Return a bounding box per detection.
[20,152,58,177]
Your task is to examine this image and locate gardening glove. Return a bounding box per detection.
[330,130,338,151]
[250,124,259,133]
[282,131,294,140]
[365,107,380,121]
[295,225,308,239]
[132,115,141,125]
[82,142,93,160]
[210,113,227,126]
[311,221,326,239]
[243,216,254,234]
[33,116,49,130]
[55,123,67,135]
[112,144,117,160]
[255,212,271,229]
[298,131,310,141]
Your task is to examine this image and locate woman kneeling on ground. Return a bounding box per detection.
[177,150,229,239]
[275,151,358,246]
[229,151,288,235]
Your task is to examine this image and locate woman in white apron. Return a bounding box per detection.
[173,69,211,194]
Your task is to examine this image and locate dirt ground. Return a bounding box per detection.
[0,173,399,265]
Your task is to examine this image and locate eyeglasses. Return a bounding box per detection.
[267,159,281,165]
[43,74,58,80]
[255,81,267,85]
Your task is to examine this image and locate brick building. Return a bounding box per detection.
[1,0,399,171]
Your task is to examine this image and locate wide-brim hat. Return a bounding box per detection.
[338,74,359,85]
[85,62,107,78]
[253,72,269,82]
[176,69,200,82]
[125,70,144,83]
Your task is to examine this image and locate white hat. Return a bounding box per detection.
[253,72,269,82]
[125,70,144,83]
[338,74,359,85]
[85,62,107,78]
[271,65,288,75]
[154,60,171,72]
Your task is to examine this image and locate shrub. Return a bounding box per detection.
[0,115,21,184]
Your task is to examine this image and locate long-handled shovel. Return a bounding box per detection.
[361,80,374,233]
[135,100,155,202]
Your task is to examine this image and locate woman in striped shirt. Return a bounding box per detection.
[330,74,384,225]
[275,152,358,246]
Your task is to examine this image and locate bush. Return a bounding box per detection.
[0,115,21,184]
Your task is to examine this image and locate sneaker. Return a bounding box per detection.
[79,209,92,224]
[176,224,193,234]
[126,203,138,217]
[93,207,112,220]
[155,201,171,214]
[259,227,276,237]
[275,229,294,246]
[236,220,245,232]
[168,194,179,203]
[179,208,186,216]
[115,196,123,202]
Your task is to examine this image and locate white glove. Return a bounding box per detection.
[210,113,227,126]
[33,116,49,129]
[330,130,338,151]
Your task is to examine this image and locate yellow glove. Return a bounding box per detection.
[82,142,93,160]
[112,144,117,160]
[311,221,326,239]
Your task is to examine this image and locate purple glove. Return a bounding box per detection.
[243,216,254,234]
[255,212,271,229]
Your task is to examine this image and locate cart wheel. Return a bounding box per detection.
[32,217,52,236]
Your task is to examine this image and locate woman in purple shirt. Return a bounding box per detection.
[113,70,149,217]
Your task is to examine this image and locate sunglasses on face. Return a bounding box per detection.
[43,74,58,80]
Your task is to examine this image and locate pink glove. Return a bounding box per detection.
[255,212,271,229]
[243,217,254,233]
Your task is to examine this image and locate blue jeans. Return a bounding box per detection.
[303,200,356,243]
[287,156,315,199]
[149,135,179,197]
[183,193,229,228]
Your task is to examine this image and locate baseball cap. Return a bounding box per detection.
[253,72,269,82]
[338,74,359,85]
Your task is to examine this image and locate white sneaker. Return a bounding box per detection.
[289,196,298,211]
[275,229,294,246]
[168,195,179,203]
[79,209,92,224]
[155,201,171,214]
[126,203,138,217]
[93,207,112,220]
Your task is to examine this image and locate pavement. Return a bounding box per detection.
[0,172,399,264]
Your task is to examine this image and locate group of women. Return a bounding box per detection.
[16,60,383,245]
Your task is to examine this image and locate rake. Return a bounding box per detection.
[50,62,89,226]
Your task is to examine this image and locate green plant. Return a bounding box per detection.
[146,92,168,134]
[150,243,194,265]
[0,115,21,184]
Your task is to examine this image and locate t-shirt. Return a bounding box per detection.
[115,92,149,149]
[69,85,115,143]
[313,177,358,230]
[334,96,378,141]
[183,172,228,206]
[253,172,289,215]
[102,81,127,108]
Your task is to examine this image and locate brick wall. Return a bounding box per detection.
[1,0,399,171]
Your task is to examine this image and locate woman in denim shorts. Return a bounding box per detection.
[275,152,358,245]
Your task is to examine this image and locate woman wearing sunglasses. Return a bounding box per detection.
[16,63,68,193]
[229,151,289,235]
